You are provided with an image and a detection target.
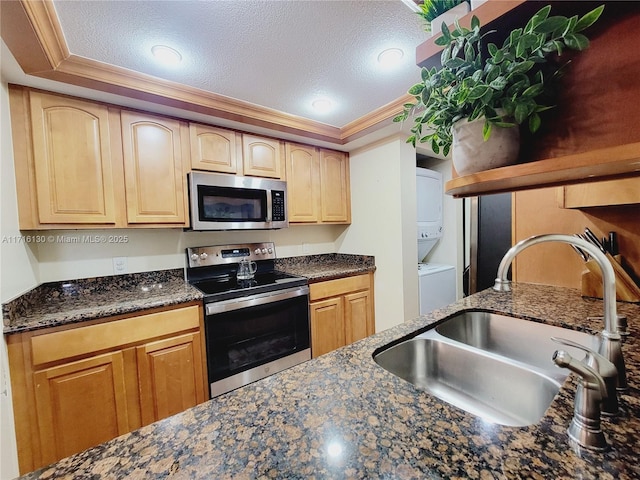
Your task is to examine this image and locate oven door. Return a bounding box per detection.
[204,285,310,397]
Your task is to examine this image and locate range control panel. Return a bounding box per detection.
[187,242,276,268]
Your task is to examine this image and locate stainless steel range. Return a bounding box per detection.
[185,242,311,398]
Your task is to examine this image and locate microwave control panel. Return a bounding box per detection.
[271,190,286,221]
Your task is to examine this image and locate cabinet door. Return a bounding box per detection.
[559,177,640,208]
[29,91,119,224]
[344,290,373,344]
[319,149,351,223]
[285,143,320,222]
[121,111,188,224]
[137,332,205,425]
[310,297,345,358]
[33,352,130,465]
[242,134,283,179]
[189,123,239,173]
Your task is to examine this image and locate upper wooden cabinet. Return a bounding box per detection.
[242,134,284,179]
[9,87,190,229]
[285,143,320,222]
[285,144,351,224]
[189,123,240,173]
[13,89,123,227]
[120,111,189,225]
[319,149,351,223]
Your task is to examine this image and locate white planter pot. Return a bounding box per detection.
[451,116,520,176]
[430,3,471,36]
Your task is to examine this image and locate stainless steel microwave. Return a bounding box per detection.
[187,172,288,230]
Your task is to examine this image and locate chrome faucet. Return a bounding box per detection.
[493,234,627,391]
[553,349,609,451]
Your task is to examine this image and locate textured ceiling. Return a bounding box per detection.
[50,0,427,127]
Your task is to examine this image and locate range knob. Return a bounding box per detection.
[254,248,261,255]
[267,247,273,254]
[261,248,267,254]
[190,253,199,261]
[199,252,208,260]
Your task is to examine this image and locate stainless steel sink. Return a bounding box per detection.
[374,337,561,426]
[435,311,599,382]
[374,311,600,426]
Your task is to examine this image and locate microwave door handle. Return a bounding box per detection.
[266,190,272,223]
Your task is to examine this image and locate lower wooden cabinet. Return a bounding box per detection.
[309,273,374,358]
[136,332,205,425]
[6,303,207,475]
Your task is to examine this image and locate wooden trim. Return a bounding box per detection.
[1,0,405,146]
[19,0,68,69]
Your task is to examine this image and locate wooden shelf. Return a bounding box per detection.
[445,143,640,198]
[419,0,640,197]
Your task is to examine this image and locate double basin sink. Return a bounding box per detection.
[374,311,599,426]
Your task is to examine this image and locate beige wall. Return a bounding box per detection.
[1,80,32,480]
[338,135,419,331]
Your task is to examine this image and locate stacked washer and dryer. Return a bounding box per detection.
[416,167,456,314]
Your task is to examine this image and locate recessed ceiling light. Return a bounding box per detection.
[377,48,404,68]
[311,98,333,113]
[151,45,182,65]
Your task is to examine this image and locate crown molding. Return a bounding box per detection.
[1,0,408,146]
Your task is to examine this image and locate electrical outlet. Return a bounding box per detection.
[112,257,128,274]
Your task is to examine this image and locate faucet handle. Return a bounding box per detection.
[553,350,609,451]
[551,336,619,415]
[553,349,607,398]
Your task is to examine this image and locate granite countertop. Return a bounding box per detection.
[276,253,376,282]
[2,269,203,334]
[20,283,640,479]
[2,254,373,334]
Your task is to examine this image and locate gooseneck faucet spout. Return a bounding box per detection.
[493,234,627,390]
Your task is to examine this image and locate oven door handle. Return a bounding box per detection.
[205,285,309,315]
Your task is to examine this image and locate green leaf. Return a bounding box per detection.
[408,83,425,95]
[434,35,449,47]
[421,67,429,82]
[514,103,529,124]
[470,15,480,30]
[524,5,551,33]
[529,113,541,133]
[392,114,406,123]
[482,121,492,141]
[564,33,590,51]
[522,83,544,97]
[487,43,498,56]
[574,5,605,33]
[491,49,505,64]
[403,103,415,109]
[407,135,416,146]
[444,57,466,69]
[534,16,569,35]
[467,85,491,100]
[489,76,507,90]
[431,138,440,154]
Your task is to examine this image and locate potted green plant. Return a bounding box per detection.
[395,5,604,176]
[416,0,470,35]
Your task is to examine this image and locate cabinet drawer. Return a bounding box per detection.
[31,306,200,366]
[310,274,370,301]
